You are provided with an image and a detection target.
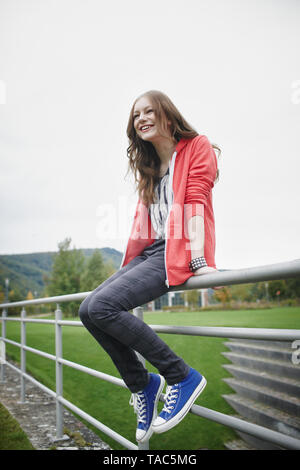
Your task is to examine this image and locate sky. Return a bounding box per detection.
[0,0,299,270]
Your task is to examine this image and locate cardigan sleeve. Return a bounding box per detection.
[184,135,218,220]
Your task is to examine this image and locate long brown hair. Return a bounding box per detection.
[126,90,220,206]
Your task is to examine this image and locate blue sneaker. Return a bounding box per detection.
[152,368,206,434]
[130,373,165,443]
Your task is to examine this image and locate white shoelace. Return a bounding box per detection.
[161,385,179,414]
[129,392,147,424]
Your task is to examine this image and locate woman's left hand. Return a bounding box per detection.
[193,266,224,290]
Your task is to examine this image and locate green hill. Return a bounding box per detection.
[0,247,123,300]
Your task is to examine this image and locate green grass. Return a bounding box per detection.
[3,306,300,450]
[0,402,35,450]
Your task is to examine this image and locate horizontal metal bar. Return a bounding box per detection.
[58,357,126,388]
[3,338,21,348]
[172,258,300,291]
[2,317,56,324]
[19,318,56,325]
[190,403,300,450]
[57,395,138,450]
[0,318,81,326]
[150,325,300,341]
[2,321,300,342]
[2,337,56,361]
[1,258,300,309]
[49,320,300,342]
[23,344,56,362]
[0,291,90,309]
[58,320,83,327]
[5,360,56,399]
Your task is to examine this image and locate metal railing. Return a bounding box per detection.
[1,258,300,450]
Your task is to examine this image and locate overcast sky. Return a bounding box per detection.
[0,0,299,270]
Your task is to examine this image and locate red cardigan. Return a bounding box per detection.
[120,135,218,287]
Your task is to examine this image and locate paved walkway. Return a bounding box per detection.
[0,360,111,450]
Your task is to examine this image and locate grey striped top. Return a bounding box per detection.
[149,168,172,239]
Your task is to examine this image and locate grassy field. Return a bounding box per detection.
[0,402,35,450]
[2,306,300,450]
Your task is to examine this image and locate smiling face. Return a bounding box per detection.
[133,95,170,143]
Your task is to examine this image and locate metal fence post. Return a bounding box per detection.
[20,307,27,403]
[55,304,64,440]
[133,306,150,451]
[0,309,7,383]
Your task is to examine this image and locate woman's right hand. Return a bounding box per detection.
[193,266,225,290]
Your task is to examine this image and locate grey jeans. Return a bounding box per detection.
[79,239,190,393]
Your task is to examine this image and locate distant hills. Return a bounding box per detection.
[0,247,123,299]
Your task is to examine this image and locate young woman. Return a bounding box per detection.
[79,90,220,444]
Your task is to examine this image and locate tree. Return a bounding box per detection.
[25,290,35,315]
[0,286,4,305]
[229,284,253,303]
[7,287,23,315]
[213,287,232,308]
[284,278,300,299]
[268,280,286,300]
[104,260,116,279]
[26,291,34,301]
[81,249,111,291]
[184,290,199,309]
[46,238,85,316]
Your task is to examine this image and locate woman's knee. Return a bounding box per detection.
[78,297,91,323]
[87,294,115,320]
